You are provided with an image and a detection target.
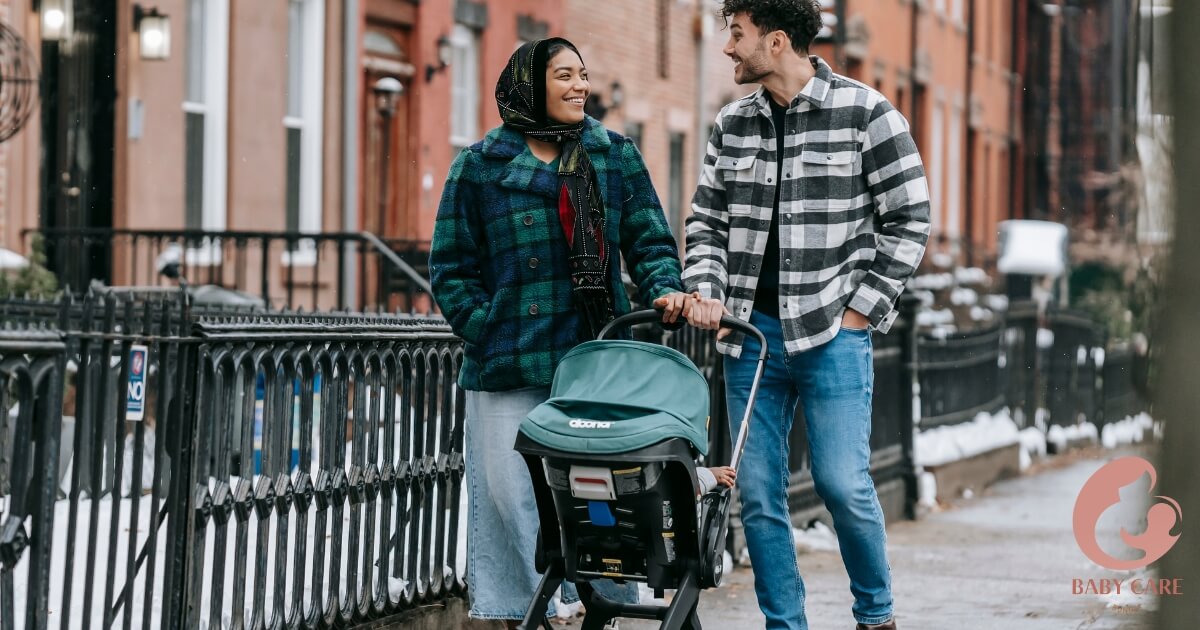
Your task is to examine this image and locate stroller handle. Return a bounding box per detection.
[599,308,768,474]
[598,309,768,363]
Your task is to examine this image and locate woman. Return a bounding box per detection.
[429,38,692,625]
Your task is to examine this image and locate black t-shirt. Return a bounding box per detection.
[753,97,788,318]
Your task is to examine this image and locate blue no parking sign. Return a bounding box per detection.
[126,345,149,421]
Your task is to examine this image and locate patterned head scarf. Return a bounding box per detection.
[496,38,613,339]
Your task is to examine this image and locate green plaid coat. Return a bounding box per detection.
[430,117,684,392]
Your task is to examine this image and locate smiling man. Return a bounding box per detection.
[681,1,931,629]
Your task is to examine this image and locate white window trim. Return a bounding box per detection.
[182,0,229,233]
[298,0,325,236]
[449,24,479,149]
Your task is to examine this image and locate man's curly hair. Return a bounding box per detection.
[719,0,824,54]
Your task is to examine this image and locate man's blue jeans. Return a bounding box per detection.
[724,311,893,629]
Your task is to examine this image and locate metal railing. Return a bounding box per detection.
[916,321,1007,429]
[27,229,432,313]
[0,293,464,629]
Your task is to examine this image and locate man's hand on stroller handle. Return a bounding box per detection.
[652,292,733,339]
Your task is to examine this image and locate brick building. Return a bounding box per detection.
[808,0,1021,264]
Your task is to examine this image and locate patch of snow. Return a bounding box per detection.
[1047,422,1100,452]
[1099,569,1159,612]
[917,471,938,508]
[950,287,979,306]
[954,267,989,285]
[1037,328,1055,349]
[928,325,958,339]
[930,253,955,269]
[792,521,839,554]
[917,309,955,327]
[983,294,1010,311]
[911,273,955,291]
[1019,427,1048,459]
[1101,413,1155,449]
[1034,408,1050,433]
[915,408,1021,468]
[970,306,994,322]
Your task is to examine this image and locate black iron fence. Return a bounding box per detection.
[0,289,1152,628]
[1044,309,1106,428]
[0,293,463,629]
[27,228,432,314]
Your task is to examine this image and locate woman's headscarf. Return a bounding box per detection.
[495,38,613,340]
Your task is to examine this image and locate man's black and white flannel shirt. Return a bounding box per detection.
[684,56,931,358]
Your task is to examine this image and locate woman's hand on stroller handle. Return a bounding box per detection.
[652,291,692,324]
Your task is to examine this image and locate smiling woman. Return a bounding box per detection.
[429,36,687,627]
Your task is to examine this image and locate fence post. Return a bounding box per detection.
[162,293,201,629]
[896,293,920,520]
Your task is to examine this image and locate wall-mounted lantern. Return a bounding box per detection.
[425,35,453,83]
[134,4,171,60]
[41,0,71,41]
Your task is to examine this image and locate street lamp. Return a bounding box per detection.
[373,77,403,238]
[133,4,171,60]
[41,0,71,41]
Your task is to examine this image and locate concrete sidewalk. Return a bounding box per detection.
[595,448,1159,630]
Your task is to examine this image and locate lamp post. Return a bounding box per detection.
[373,77,403,238]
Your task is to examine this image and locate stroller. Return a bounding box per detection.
[514,310,767,630]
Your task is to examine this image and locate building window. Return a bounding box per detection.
[668,132,686,236]
[952,0,964,24]
[935,0,947,16]
[657,0,669,78]
[449,23,480,149]
[285,0,325,244]
[625,122,644,150]
[183,0,229,231]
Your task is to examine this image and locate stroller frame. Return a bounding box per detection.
[516,310,767,630]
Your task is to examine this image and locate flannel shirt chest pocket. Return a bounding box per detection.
[715,154,769,216]
[799,150,856,209]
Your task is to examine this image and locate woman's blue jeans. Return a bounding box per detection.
[724,312,894,628]
[464,387,639,620]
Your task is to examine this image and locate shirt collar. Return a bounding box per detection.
[743,55,834,117]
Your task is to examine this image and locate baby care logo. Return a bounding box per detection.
[1071,456,1184,599]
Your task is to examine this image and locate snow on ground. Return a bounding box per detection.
[954,267,990,286]
[970,306,995,322]
[983,294,1009,311]
[793,521,839,554]
[1100,413,1156,449]
[917,471,938,509]
[950,287,978,306]
[1047,422,1099,452]
[1019,427,1048,472]
[911,273,955,291]
[914,408,1020,468]
[1098,569,1159,612]
[916,309,955,327]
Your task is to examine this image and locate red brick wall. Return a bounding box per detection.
[565,0,703,245]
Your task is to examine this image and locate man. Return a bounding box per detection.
[681,1,931,629]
